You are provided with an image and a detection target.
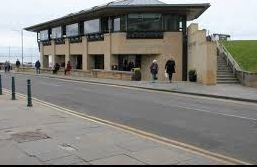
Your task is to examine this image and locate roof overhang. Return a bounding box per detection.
[25,4,210,32]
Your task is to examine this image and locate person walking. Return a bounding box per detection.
[65,61,72,75]
[150,60,159,83]
[35,60,41,74]
[165,58,176,83]
[16,59,21,72]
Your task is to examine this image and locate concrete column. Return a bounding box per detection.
[82,37,88,71]
[64,38,70,67]
[40,42,45,68]
[104,34,112,70]
[51,40,56,66]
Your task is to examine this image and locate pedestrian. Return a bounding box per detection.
[35,60,41,74]
[7,61,11,73]
[165,57,176,83]
[16,59,21,72]
[53,63,60,74]
[4,61,8,73]
[65,61,72,75]
[150,60,159,83]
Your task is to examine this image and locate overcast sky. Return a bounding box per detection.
[0,0,256,49]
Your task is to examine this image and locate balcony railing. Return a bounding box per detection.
[127,32,164,39]
[86,33,104,42]
[69,36,82,43]
[42,41,51,46]
[54,38,65,45]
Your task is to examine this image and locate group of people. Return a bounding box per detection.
[2,61,12,74]
[33,60,72,75]
[150,57,176,83]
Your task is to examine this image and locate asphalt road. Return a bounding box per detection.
[1,73,257,164]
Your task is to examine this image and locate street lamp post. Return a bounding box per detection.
[21,29,24,66]
[11,29,24,66]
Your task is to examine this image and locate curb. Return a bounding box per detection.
[14,72,257,104]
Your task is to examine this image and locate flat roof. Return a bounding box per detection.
[25,0,210,32]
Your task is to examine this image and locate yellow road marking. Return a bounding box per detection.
[2,89,251,165]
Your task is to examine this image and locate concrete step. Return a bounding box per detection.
[217,78,238,82]
[217,81,240,84]
[217,75,236,79]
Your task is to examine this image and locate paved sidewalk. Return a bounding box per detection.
[0,94,226,165]
[14,72,257,103]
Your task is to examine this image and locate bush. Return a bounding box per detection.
[189,70,197,82]
[132,68,142,81]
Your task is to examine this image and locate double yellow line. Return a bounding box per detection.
[2,89,251,165]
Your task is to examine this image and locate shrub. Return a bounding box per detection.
[189,69,197,82]
[132,68,142,81]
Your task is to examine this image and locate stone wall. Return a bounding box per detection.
[188,23,217,85]
[236,71,257,88]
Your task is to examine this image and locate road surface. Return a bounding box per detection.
[1,73,257,164]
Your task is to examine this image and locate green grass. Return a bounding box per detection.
[222,40,257,72]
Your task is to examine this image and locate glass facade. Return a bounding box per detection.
[39,13,183,41]
[40,30,49,41]
[51,26,62,39]
[84,19,100,34]
[66,23,79,37]
[127,13,162,32]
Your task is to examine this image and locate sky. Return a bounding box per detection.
[0,0,256,62]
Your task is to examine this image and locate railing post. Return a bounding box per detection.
[11,77,16,100]
[27,79,32,107]
[0,75,2,95]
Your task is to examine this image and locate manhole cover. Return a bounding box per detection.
[11,131,50,143]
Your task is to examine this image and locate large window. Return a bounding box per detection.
[128,13,162,32]
[40,30,49,41]
[66,23,79,37]
[51,26,62,39]
[114,18,121,32]
[163,15,180,31]
[84,19,100,34]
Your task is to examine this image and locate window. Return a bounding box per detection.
[114,18,121,32]
[163,15,180,31]
[40,30,49,41]
[66,23,79,37]
[84,19,100,34]
[51,27,62,39]
[128,13,162,32]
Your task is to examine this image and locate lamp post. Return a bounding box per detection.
[11,29,24,66]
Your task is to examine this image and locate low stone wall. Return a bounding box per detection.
[19,68,133,81]
[236,71,257,88]
[92,70,133,81]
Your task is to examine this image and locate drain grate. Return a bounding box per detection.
[11,131,50,143]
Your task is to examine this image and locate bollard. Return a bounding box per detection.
[27,79,32,107]
[0,75,2,95]
[11,77,16,100]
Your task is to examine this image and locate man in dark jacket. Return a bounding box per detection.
[165,58,176,83]
[35,60,41,74]
[16,59,21,72]
[150,60,159,83]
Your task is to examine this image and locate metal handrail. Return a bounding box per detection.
[217,42,242,74]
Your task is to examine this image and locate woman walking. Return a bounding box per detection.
[165,58,176,83]
[150,60,159,83]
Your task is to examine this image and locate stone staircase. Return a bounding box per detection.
[217,55,239,84]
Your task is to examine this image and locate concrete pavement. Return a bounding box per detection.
[0,94,227,165]
[14,71,257,103]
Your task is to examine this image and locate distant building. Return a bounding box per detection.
[213,34,231,41]
[25,0,215,82]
